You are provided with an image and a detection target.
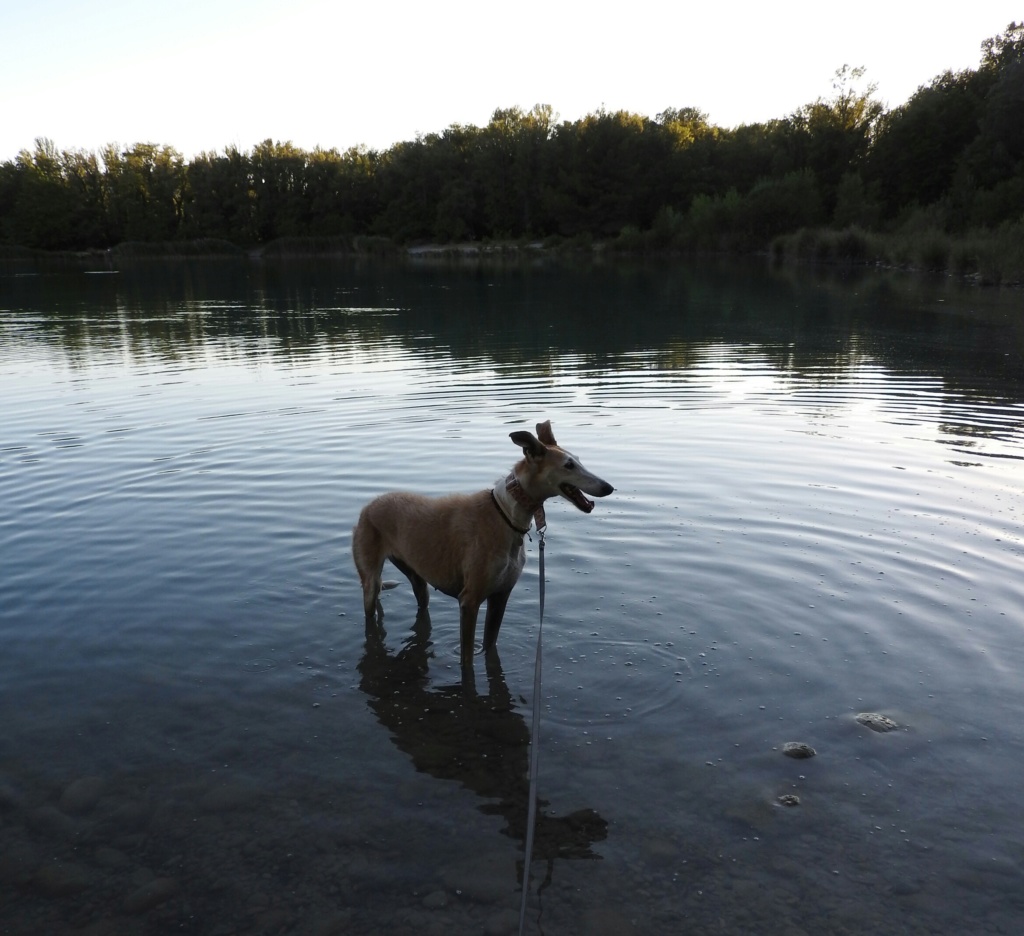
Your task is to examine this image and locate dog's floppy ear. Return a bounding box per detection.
[510,430,547,460]
[536,420,558,447]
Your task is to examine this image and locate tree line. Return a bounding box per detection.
[1,24,1021,256]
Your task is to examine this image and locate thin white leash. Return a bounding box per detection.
[518,522,546,936]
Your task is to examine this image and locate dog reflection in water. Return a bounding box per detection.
[358,610,608,884]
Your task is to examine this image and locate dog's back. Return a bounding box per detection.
[353,489,519,604]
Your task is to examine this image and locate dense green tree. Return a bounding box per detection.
[475,104,557,237]
[61,148,108,246]
[1,140,109,249]
[249,139,309,241]
[335,145,384,234]
[787,65,884,217]
[707,120,791,198]
[866,68,989,218]
[373,135,452,242]
[656,107,711,144]
[183,146,255,242]
[304,147,348,237]
[966,23,1024,188]
[866,22,1024,226]
[0,161,17,244]
[546,109,672,236]
[102,143,185,242]
[4,139,88,249]
[654,106,720,209]
[832,171,880,228]
[980,20,1024,72]
[1,25,1021,254]
[745,169,823,240]
[432,124,483,241]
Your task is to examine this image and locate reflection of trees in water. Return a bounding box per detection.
[358,609,607,886]
[6,258,1022,416]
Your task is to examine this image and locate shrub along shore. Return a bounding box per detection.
[769,223,1024,285]
[4,226,1021,288]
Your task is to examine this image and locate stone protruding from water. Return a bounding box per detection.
[856,712,900,732]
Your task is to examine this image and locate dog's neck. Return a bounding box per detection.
[492,470,546,534]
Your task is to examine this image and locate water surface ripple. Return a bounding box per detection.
[1,259,1022,934]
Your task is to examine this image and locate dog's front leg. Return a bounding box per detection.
[459,600,482,667]
[482,589,511,653]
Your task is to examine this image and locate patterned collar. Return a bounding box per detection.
[492,471,546,534]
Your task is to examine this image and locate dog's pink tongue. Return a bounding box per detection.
[564,484,595,512]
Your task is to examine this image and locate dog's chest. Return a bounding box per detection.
[489,540,526,590]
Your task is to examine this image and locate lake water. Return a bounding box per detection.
[1,256,1023,935]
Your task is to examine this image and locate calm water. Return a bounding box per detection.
[1,257,1023,935]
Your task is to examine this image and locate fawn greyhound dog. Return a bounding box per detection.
[352,420,613,666]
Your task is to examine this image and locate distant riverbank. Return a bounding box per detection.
[2,226,1022,288]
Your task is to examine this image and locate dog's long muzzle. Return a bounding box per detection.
[561,479,614,513]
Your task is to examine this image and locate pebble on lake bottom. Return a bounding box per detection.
[59,776,105,816]
[781,742,816,759]
[123,876,180,915]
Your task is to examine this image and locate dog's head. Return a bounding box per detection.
[510,420,614,512]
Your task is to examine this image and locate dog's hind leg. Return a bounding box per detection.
[482,589,511,653]
[390,556,430,610]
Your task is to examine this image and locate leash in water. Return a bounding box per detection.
[518,522,546,936]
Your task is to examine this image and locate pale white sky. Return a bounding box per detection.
[1,0,1019,162]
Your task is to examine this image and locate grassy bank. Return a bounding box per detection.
[770,222,1024,286]
[256,235,400,258]
[111,238,243,258]
[4,228,1022,287]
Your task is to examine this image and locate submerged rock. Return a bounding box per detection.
[442,853,515,903]
[0,778,24,810]
[32,862,93,897]
[781,742,816,759]
[94,846,132,869]
[856,712,900,732]
[123,876,179,914]
[199,782,260,812]
[27,806,81,840]
[777,794,801,807]
[59,776,104,816]
[725,797,777,832]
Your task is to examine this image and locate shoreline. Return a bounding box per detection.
[2,234,1021,289]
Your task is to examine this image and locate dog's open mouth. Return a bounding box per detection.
[561,483,595,513]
